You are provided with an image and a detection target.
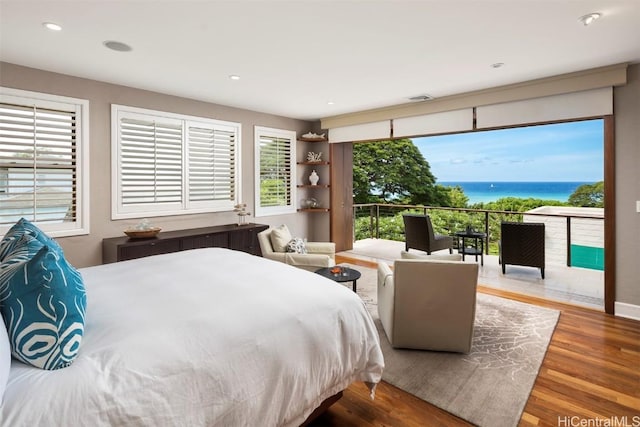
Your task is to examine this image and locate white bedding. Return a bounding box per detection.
[0,248,384,426]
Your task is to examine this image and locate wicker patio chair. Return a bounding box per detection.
[402,214,453,255]
[499,221,546,279]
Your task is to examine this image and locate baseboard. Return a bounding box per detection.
[615,302,640,320]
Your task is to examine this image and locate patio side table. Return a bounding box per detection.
[455,230,486,266]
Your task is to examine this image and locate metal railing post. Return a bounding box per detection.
[353,206,356,242]
[368,206,373,238]
[566,217,572,267]
[484,211,490,254]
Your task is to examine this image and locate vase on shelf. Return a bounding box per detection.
[309,170,319,186]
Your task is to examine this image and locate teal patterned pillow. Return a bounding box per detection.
[0,234,44,301]
[0,236,86,370]
[0,218,62,262]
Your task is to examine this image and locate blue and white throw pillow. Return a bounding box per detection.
[0,233,44,302]
[0,217,62,262]
[0,235,86,370]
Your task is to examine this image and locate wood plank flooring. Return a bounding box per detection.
[310,256,640,427]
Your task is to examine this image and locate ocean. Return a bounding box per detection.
[439,181,591,204]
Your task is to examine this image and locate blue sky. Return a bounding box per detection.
[413,119,604,182]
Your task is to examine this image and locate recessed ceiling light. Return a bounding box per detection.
[490,62,505,69]
[578,12,601,26]
[229,75,240,81]
[103,40,132,52]
[43,22,62,31]
[327,101,334,105]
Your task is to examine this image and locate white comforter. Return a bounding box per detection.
[0,248,384,426]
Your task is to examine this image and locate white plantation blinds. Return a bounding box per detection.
[0,88,89,236]
[259,135,291,206]
[254,127,296,217]
[112,105,240,219]
[188,124,236,204]
[120,117,183,206]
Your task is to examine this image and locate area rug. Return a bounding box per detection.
[342,263,560,427]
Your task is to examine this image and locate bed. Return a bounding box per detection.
[0,247,384,426]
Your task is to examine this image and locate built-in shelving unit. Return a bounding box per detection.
[297,137,331,213]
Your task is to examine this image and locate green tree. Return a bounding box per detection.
[353,139,447,206]
[474,197,567,212]
[443,185,468,208]
[568,181,604,207]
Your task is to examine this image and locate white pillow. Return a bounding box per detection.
[1,316,10,403]
[270,225,292,253]
[400,250,462,261]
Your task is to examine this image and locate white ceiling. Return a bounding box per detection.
[1,0,639,121]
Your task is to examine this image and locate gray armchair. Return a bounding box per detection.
[257,226,335,272]
[500,221,546,279]
[403,214,453,254]
[377,258,479,353]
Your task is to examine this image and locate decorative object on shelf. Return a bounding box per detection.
[307,151,322,162]
[234,203,251,226]
[124,218,161,238]
[300,132,326,142]
[309,170,319,185]
[301,198,319,209]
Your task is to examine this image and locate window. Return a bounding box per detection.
[0,168,7,194]
[0,87,89,237]
[254,126,296,217]
[111,105,240,219]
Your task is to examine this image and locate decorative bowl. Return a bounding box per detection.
[124,227,161,239]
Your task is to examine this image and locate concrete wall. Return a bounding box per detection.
[614,63,640,311]
[0,62,318,268]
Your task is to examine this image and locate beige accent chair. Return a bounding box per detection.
[377,256,479,353]
[257,226,335,272]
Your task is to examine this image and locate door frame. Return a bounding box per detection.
[331,116,615,314]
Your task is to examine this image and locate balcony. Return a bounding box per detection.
[339,203,605,310]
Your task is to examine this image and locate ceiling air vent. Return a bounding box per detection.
[408,94,434,102]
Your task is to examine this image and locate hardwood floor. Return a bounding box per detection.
[310,256,640,427]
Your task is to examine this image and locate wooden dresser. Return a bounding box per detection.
[102,223,269,264]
